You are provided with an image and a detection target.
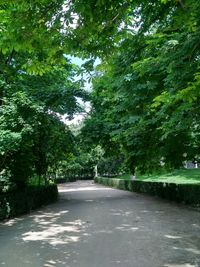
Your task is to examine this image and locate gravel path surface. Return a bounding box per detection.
[0,180,200,267]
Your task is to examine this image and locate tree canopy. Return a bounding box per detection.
[1,0,200,189]
[81,0,200,173]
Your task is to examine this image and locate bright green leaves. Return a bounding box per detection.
[83,1,200,174]
[176,72,200,103]
[0,91,76,188]
[0,1,65,73]
[151,91,170,110]
[1,0,200,181]
[0,0,137,71]
[0,0,184,73]
[160,0,176,4]
[0,130,21,156]
[0,92,42,185]
[22,62,52,76]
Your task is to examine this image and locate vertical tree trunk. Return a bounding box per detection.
[94,165,98,177]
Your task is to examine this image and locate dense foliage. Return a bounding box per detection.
[1,0,200,192]
[0,184,58,220]
[0,50,85,189]
[82,0,200,174]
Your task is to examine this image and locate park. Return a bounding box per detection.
[0,1,200,266]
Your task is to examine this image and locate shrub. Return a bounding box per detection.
[0,184,58,221]
[94,177,200,206]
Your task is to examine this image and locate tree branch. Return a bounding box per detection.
[178,0,186,10]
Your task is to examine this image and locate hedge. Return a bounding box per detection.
[94,177,200,206]
[0,184,58,221]
[56,175,94,184]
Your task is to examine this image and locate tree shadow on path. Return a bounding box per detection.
[0,181,200,267]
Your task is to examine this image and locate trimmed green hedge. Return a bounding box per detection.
[94,177,200,206]
[0,184,58,221]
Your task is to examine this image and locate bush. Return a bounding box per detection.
[56,177,77,183]
[94,177,200,206]
[0,184,58,221]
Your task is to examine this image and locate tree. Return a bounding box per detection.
[82,0,200,173]
[1,0,200,184]
[0,55,86,188]
[0,92,43,188]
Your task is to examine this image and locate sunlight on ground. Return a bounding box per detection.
[165,235,182,239]
[115,226,139,231]
[192,224,200,229]
[22,224,81,244]
[2,217,23,226]
[173,246,200,255]
[59,186,113,193]
[22,210,86,246]
[44,258,71,267]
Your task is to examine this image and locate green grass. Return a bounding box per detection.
[137,169,200,184]
[112,169,200,184]
[114,173,131,180]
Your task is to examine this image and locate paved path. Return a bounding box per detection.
[0,181,200,267]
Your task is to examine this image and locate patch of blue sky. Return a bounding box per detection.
[63,55,101,124]
[66,55,101,92]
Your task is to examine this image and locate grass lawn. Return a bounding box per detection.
[114,169,200,184]
[114,174,132,180]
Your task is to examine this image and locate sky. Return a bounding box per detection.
[63,56,100,125]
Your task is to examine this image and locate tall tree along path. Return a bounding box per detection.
[0,181,200,267]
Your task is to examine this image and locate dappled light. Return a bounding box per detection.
[1,0,200,266]
[1,217,24,227]
[22,224,82,245]
[165,235,182,239]
[22,211,86,246]
[115,225,139,232]
[0,181,200,267]
[172,247,200,256]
